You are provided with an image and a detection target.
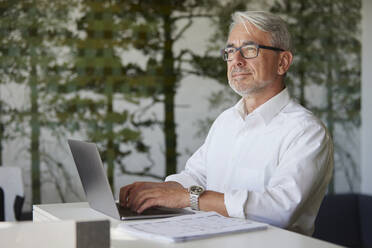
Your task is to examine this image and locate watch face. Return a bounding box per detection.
[190,185,204,194]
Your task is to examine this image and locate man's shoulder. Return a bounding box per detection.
[282,100,327,131]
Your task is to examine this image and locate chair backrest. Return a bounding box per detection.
[0,167,24,221]
[359,194,372,248]
[0,187,4,221]
[313,194,361,248]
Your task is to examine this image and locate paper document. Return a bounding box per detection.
[118,211,267,243]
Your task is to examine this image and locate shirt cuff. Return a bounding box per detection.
[224,190,249,219]
[165,173,199,189]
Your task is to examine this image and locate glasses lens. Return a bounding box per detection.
[223,47,235,61]
[241,45,257,58]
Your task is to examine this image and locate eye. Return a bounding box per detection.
[241,45,256,52]
[241,45,257,57]
[225,47,236,53]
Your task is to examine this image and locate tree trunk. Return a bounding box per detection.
[162,13,177,176]
[0,101,3,166]
[298,1,306,107]
[30,64,41,204]
[326,62,334,194]
[326,3,335,194]
[106,81,115,192]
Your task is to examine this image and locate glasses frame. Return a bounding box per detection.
[221,42,285,61]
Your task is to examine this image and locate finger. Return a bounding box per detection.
[137,198,159,213]
[130,181,158,197]
[131,189,160,211]
[129,188,153,211]
[127,184,146,208]
[119,184,134,207]
[127,183,158,208]
[122,182,146,207]
[119,186,127,206]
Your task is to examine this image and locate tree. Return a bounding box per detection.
[112,0,253,177]
[53,0,158,192]
[0,97,12,166]
[271,0,361,192]
[0,0,80,203]
[0,0,24,167]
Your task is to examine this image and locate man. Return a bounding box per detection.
[119,11,333,236]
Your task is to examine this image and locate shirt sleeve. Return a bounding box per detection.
[165,114,222,188]
[165,143,207,188]
[224,121,333,229]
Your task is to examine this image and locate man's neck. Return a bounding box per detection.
[243,83,285,115]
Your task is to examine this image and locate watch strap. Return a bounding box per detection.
[188,185,204,211]
[190,193,200,211]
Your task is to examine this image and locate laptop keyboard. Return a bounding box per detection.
[116,203,193,217]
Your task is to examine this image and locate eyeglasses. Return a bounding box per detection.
[221,42,284,61]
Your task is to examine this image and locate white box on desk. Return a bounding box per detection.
[0,219,110,248]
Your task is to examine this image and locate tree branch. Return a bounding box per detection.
[175,49,194,72]
[42,152,82,202]
[118,148,164,181]
[172,14,213,21]
[119,164,164,181]
[181,69,204,76]
[130,98,163,128]
[173,19,193,41]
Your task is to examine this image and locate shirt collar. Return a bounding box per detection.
[233,88,291,125]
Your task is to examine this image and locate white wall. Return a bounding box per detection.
[361,0,372,194]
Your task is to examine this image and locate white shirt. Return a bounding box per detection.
[166,88,333,235]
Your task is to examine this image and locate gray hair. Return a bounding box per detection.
[229,11,292,52]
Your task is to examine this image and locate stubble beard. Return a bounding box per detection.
[228,77,273,98]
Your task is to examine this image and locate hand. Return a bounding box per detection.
[119,181,189,213]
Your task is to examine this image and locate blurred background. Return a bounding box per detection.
[0,0,366,215]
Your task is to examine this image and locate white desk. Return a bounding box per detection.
[33,202,341,248]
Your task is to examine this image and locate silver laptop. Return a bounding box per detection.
[68,139,193,220]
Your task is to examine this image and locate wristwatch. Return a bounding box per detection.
[188,185,205,211]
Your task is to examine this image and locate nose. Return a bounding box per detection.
[230,51,246,67]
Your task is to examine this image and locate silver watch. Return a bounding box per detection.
[188,185,205,211]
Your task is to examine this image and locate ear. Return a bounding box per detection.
[277,51,293,75]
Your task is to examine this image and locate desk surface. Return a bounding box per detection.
[33,202,341,248]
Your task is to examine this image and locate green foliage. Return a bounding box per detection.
[113,0,235,176]
[53,0,156,191]
[271,0,361,192]
[0,0,156,202]
[0,0,80,203]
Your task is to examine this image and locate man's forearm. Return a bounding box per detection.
[199,191,229,217]
[165,182,228,216]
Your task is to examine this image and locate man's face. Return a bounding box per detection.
[226,22,281,97]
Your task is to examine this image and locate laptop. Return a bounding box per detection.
[68,139,194,220]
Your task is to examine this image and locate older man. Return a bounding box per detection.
[119,11,333,236]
